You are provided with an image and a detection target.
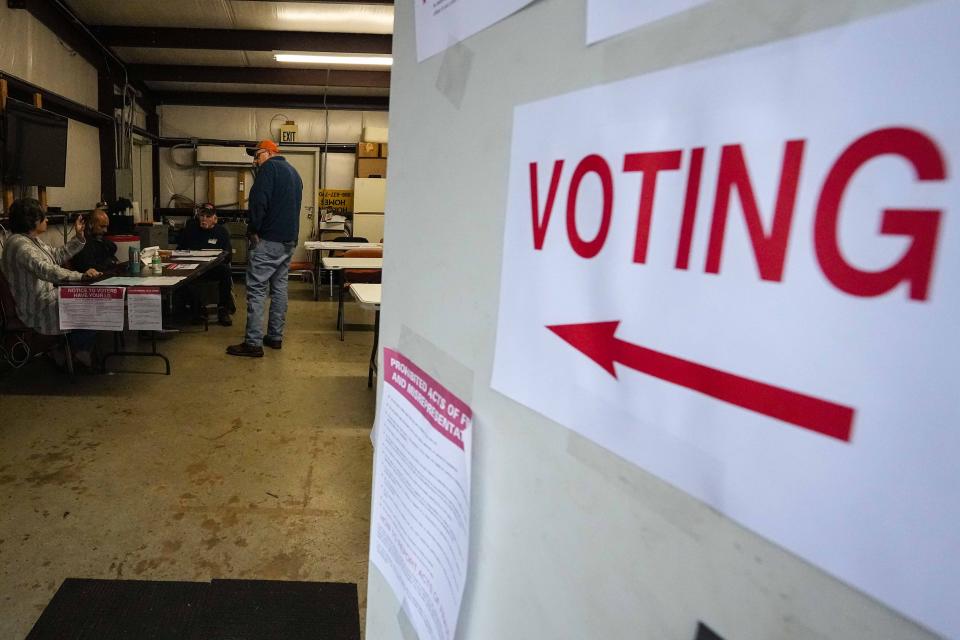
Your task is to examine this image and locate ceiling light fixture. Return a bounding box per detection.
[274,53,393,66]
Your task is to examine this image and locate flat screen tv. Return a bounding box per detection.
[1,98,69,187]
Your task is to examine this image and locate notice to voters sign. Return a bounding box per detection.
[492,2,960,637]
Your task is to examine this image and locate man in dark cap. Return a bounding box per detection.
[179,203,235,325]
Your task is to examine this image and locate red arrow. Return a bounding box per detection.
[547,321,854,442]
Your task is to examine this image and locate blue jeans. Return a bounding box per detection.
[244,239,296,347]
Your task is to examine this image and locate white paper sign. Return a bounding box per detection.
[492,2,959,637]
[415,0,535,62]
[127,287,162,331]
[58,287,125,331]
[369,349,473,640]
[587,0,711,44]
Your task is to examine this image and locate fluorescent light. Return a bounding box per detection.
[274,53,393,66]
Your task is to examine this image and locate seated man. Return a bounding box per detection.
[71,207,117,273]
[178,203,235,326]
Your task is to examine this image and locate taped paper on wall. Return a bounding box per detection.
[492,2,960,636]
[369,348,472,640]
[587,0,711,44]
[415,0,535,62]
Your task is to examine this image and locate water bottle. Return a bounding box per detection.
[151,253,162,273]
[129,248,141,274]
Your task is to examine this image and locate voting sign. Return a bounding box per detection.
[492,2,960,637]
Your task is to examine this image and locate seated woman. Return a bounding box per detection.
[0,198,102,369]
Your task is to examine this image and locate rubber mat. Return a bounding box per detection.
[189,579,361,640]
[26,578,209,640]
[27,578,361,640]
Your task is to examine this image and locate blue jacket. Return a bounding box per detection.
[248,155,303,243]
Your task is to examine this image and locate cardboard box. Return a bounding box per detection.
[353,178,386,213]
[379,143,388,158]
[356,158,387,178]
[362,126,388,143]
[357,141,379,158]
[353,212,384,243]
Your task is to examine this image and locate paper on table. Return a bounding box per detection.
[140,246,159,266]
[89,277,146,286]
[172,256,217,262]
[171,249,220,257]
[166,263,199,270]
[93,276,187,286]
[139,276,187,285]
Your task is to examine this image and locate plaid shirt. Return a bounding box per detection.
[1,234,85,335]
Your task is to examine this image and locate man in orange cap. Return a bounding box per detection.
[227,139,303,357]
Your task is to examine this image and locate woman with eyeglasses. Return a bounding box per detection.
[1,198,102,370]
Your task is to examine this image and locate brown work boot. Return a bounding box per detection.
[226,343,263,358]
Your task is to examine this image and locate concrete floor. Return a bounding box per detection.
[0,280,377,638]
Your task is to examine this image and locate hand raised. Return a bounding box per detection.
[74,215,86,238]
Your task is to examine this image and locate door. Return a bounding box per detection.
[279,147,319,264]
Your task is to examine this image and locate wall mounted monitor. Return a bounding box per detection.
[2,98,69,187]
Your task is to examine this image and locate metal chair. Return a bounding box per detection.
[337,246,382,341]
[327,236,368,296]
[0,270,73,374]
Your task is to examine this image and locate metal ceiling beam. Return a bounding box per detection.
[93,27,392,55]
[0,71,111,128]
[155,91,389,111]
[134,65,390,88]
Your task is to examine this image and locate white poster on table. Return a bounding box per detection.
[369,348,473,640]
[127,287,162,331]
[415,0,535,62]
[58,287,125,331]
[492,2,959,637]
[587,0,711,45]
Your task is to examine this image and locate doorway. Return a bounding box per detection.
[279,147,320,264]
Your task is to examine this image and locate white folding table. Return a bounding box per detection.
[322,257,383,341]
[349,283,381,387]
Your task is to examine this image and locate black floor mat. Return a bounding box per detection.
[191,579,361,640]
[26,578,209,640]
[26,578,361,640]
